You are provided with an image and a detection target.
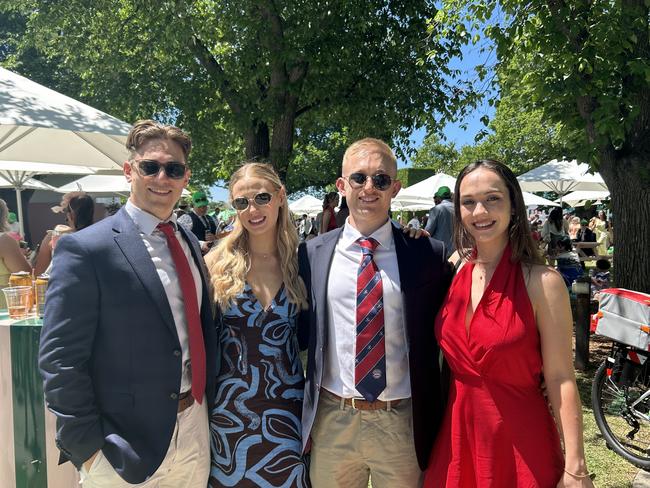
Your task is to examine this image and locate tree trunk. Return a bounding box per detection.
[599,154,650,293]
[242,115,295,184]
[269,100,299,184]
[244,122,270,163]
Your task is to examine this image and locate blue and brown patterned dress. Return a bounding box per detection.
[209,283,310,488]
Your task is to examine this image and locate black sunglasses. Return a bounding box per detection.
[134,159,188,180]
[232,192,274,211]
[345,172,394,191]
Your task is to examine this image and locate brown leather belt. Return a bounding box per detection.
[323,389,402,411]
[178,390,194,413]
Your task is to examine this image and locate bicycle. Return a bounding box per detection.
[591,288,650,470]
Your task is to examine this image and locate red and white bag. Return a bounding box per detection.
[592,288,650,350]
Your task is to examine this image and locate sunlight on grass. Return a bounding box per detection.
[576,369,638,487]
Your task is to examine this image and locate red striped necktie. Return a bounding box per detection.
[157,222,206,404]
[355,237,386,402]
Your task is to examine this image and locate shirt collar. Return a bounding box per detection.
[125,200,178,236]
[340,217,394,251]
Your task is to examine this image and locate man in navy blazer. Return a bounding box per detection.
[298,138,452,487]
[39,120,218,486]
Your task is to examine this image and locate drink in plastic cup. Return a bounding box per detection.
[3,286,33,319]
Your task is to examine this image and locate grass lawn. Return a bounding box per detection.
[575,334,639,487]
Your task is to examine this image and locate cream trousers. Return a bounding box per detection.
[79,400,209,488]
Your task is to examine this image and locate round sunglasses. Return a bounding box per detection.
[134,159,188,180]
[344,172,394,191]
[232,192,274,211]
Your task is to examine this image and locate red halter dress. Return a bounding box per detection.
[424,245,564,487]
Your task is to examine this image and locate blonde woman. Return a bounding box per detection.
[205,162,310,488]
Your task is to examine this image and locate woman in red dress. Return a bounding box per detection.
[424,160,593,488]
[319,191,339,234]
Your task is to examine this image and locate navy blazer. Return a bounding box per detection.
[38,207,219,484]
[297,223,453,470]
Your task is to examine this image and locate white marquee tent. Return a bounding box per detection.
[517,159,607,199]
[289,195,323,216]
[0,67,130,234]
[554,190,610,207]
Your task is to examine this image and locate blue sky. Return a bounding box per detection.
[209,41,494,201]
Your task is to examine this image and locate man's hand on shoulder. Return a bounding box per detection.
[401,225,430,239]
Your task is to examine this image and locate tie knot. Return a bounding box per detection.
[157,221,176,237]
[358,237,379,254]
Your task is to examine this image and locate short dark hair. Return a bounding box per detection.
[596,258,611,271]
[126,119,192,160]
[453,159,542,265]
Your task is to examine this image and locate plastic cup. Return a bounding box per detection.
[2,286,33,319]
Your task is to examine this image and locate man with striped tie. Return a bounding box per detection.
[297,138,453,487]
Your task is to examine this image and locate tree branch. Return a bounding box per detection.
[295,75,363,118]
[188,35,246,118]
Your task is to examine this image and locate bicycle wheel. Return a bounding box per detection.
[592,359,650,470]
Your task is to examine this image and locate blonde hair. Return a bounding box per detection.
[342,138,397,175]
[205,162,308,311]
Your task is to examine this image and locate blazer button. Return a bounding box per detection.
[173,350,181,357]
[170,392,178,400]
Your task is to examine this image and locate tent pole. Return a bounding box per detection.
[15,187,24,237]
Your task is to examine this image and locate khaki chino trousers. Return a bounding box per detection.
[309,391,423,488]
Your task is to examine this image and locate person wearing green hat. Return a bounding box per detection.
[178,191,219,253]
[7,211,21,236]
[424,185,455,258]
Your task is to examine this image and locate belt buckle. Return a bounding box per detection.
[351,397,357,410]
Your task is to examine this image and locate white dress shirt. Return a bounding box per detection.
[125,201,203,393]
[323,218,411,401]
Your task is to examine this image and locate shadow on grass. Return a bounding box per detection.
[575,334,639,487]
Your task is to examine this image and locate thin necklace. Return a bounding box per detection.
[249,251,278,259]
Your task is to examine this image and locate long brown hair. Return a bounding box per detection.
[453,159,542,265]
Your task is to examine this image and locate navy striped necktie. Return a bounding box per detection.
[355,237,386,402]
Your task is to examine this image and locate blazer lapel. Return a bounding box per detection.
[392,225,418,345]
[392,224,418,291]
[312,229,342,341]
[112,209,177,336]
